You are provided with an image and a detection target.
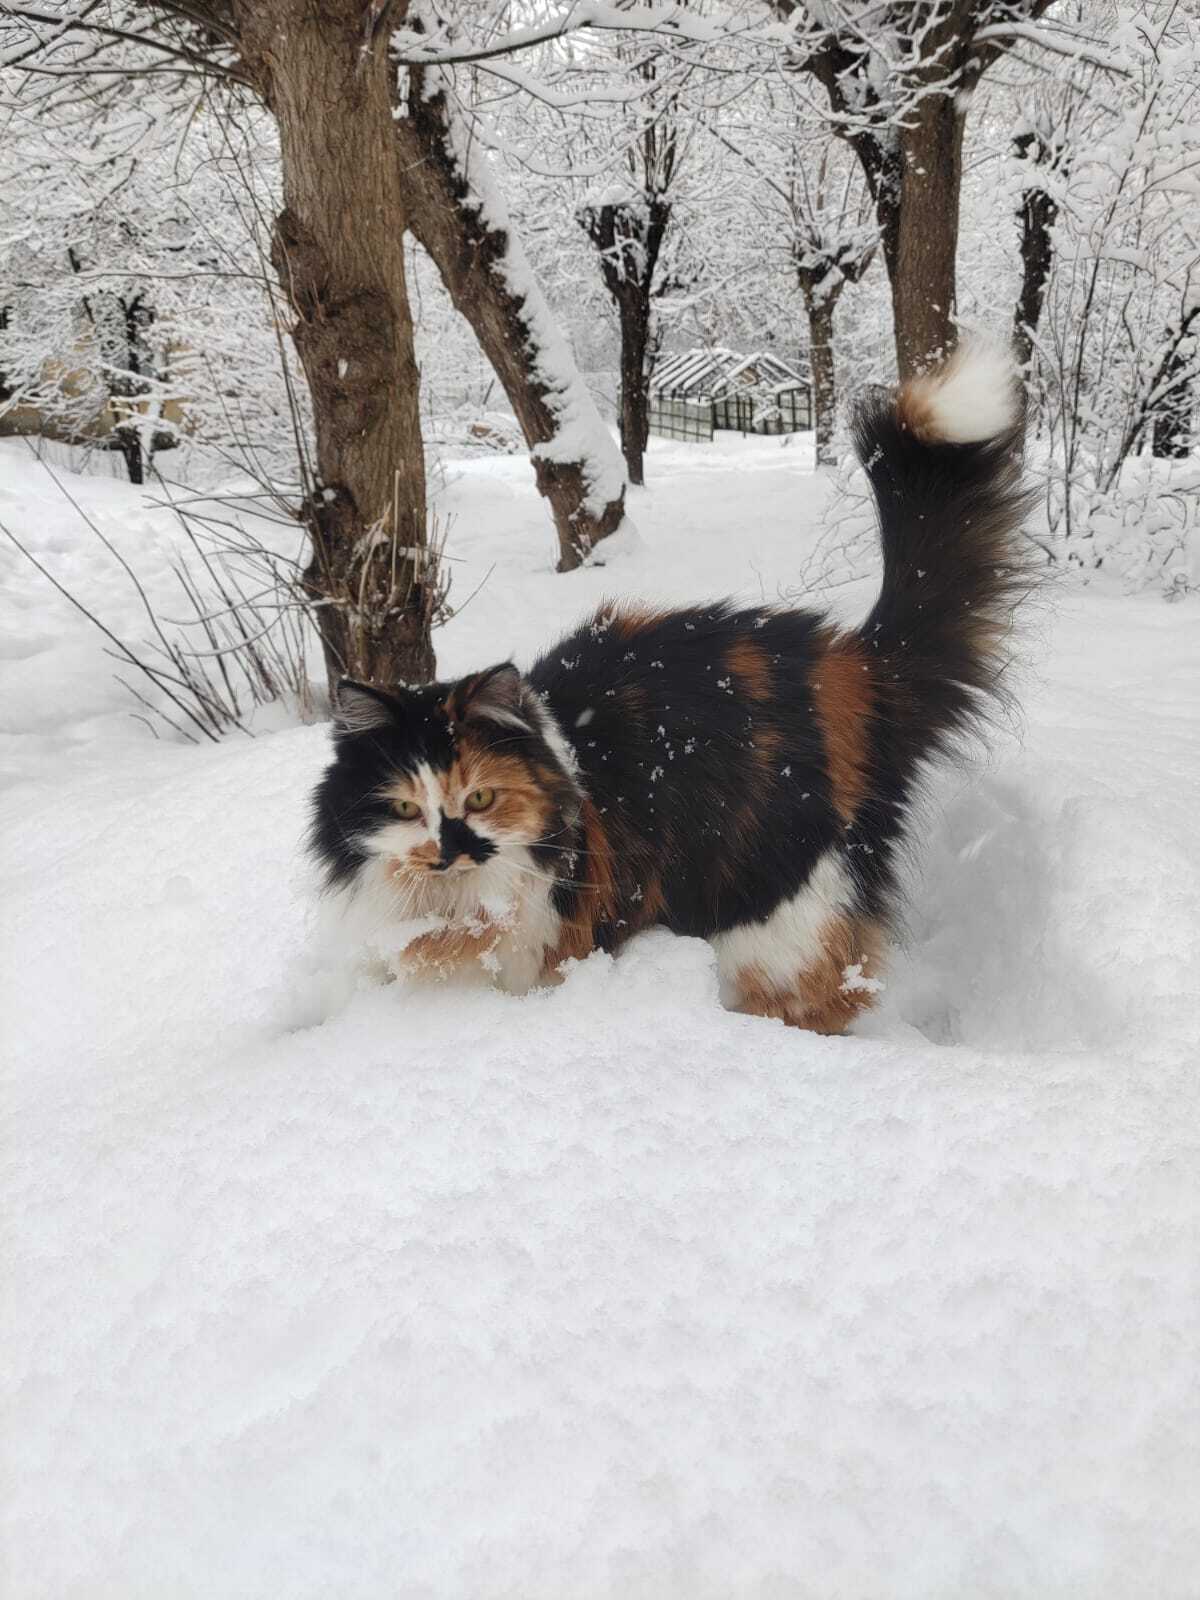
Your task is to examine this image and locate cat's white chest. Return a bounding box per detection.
[483,873,563,995]
[337,850,563,996]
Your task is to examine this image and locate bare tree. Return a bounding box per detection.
[575,49,687,486]
[701,106,874,465]
[1012,127,1063,377]
[1151,305,1198,460]
[787,138,875,465]
[231,0,434,688]
[776,0,1054,379]
[2,0,631,673]
[3,0,434,687]
[1030,2,1200,572]
[1007,66,1087,383]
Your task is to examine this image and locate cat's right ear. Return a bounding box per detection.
[333,679,398,737]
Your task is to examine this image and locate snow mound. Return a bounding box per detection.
[3,442,1199,1596]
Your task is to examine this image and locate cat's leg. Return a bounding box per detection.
[725,917,884,1034]
[713,854,885,1035]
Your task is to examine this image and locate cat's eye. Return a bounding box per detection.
[394,798,422,821]
[464,787,496,813]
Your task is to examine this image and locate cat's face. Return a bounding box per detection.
[310,664,581,895]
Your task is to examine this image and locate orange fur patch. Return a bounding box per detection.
[441,680,472,724]
[542,797,618,973]
[385,744,556,845]
[404,918,500,980]
[811,631,873,826]
[725,638,772,701]
[456,744,556,839]
[608,605,673,641]
[734,914,885,1035]
[635,872,666,927]
[895,376,943,444]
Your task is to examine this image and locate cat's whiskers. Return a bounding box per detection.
[497,856,588,893]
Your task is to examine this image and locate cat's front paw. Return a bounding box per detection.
[397,915,503,984]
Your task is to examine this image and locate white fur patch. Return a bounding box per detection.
[325,845,561,996]
[480,706,535,735]
[530,692,580,779]
[486,860,563,993]
[711,851,855,995]
[415,761,445,840]
[909,338,1018,444]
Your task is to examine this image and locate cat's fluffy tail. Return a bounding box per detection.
[853,340,1036,746]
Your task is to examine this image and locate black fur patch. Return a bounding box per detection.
[529,604,845,937]
[438,813,495,869]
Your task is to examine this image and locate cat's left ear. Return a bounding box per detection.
[446,662,532,731]
[333,678,402,736]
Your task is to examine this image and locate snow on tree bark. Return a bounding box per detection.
[393,15,628,572]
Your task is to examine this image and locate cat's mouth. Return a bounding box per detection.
[389,856,479,877]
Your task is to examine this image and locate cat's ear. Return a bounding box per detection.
[446,662,532,731]
[333,679,400,736]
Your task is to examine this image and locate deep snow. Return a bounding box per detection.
[2,434,1199,1597]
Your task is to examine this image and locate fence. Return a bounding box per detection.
[649,387,812,444]
[712,388,812,434]
[648,396,715,444]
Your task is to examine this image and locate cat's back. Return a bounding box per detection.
[528,599,831,804]
[530,600,826,730]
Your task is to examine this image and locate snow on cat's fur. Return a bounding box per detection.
[311,346,1033,1033]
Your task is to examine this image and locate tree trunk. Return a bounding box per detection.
[889,95,966,380]
[796,48,961,381]
[101,295,152,485]
[394,72,626,571]
[579,196,670,489]
[114,427,145,485]
[1152,332,1195,459]
[799,88,961,382]
[1012,135,1059,374]
[617,290,652,486]
[235,0,433,693]
[798,277,841,466]
[784,1,1055,384]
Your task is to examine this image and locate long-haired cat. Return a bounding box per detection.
[310,344,1033,1033]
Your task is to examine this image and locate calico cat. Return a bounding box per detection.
[310,344,1033,1033]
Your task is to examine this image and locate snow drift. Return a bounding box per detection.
[2,436,1198,1597]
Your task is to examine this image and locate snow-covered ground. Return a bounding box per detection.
[3,433,1199,1597]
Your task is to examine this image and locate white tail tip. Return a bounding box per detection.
[898,338,1019,445]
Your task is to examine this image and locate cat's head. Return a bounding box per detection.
[310,664,582,891]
